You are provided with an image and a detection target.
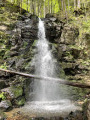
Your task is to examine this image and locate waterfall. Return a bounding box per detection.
[21,19,78,117]
[32,19,61,101]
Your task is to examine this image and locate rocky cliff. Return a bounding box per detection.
[0,3,90,120]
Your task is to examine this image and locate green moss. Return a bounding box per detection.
[11,86,23,98]
[23,41,28,48]
[4,50,10,59]
[0,92,6,100]
[15,97,25,106]
[0,49,6,56]
[32,40,38,47]
[0,62,8,69]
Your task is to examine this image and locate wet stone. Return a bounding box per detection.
[0,100,12,112]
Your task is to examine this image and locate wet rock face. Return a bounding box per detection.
[21,26,38,39]
[21,14,39,40]
[44,17,64,43]
[0,11,89,119]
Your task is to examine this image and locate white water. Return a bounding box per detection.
[21,19,79,117]
[32,19,61,101]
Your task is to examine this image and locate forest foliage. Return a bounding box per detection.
[6,0,90,18]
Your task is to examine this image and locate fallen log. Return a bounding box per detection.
[0,68,90,88]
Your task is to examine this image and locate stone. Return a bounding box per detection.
[29,15,39,24]
[1,86,23,100]
[0,71,6,77]
[57,44,68,59]
[44,18,63,42]
[10,45,20,51]
[21,26,38,39]
[60,24,79,45]
[83,99,90,120]
[0,80,8,90]
[45,13,54,18]
[71,48,81,59]
[0,25,7,31]
[66,110,83,120]
[0,111,6,120]
[61,62,75,69]
[0,100,12,111]
[10,51,18,57]
[49,17,57,22]
[13,96,25,106]
[16,58,25,69]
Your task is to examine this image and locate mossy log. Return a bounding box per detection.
[0,68,90,89]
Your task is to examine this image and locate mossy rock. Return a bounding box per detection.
[11,86,23,99]
[0,49,6,57]
[0,100,12,112]
[82,99,90,120]
[14,97,25,106]
[0,80,7,90]
[0,110,6,120]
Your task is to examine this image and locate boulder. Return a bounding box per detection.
[66,110,83,120]
[45,13,55,18]
[0,100,12,111]
[71,48,81,59]
[1,86,23,100]
[21,26,38,39]
[60,24,79,45]
[10,51,18,57]
[12,96,25,106]
[0,111,6,120]
[0,71,6,77]
[57,44,68,59]
[83,99,90,120]
[0,80,8,90]
[29,14,39,24]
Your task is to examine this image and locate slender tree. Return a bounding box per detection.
[68,0,70,11]
[58,0,61,11]
[61,0,64,11]
[27,0,29,11]
[63,0,68,22]
[77,0,81,9]
[43,0,46,17]
[74,0,77,10]
[48,0,50,13]
[32,0,35,14]
[51,0,53,13]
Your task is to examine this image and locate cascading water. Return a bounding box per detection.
[21,19,79,117]
[32,18,61,101]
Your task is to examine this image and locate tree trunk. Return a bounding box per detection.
[44,0,46,17]
[77,0,80,9]
[32,0,35,14]
[51,0,52,13]
[27,0,28,11]
[61,0,63,11]
[74,0,76,10]
[58,0,61,11]
[20,0,22,13]
[68,0,70,11]
[63,0,68,22]
[48,0,50,13]
[0,68,90,89]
